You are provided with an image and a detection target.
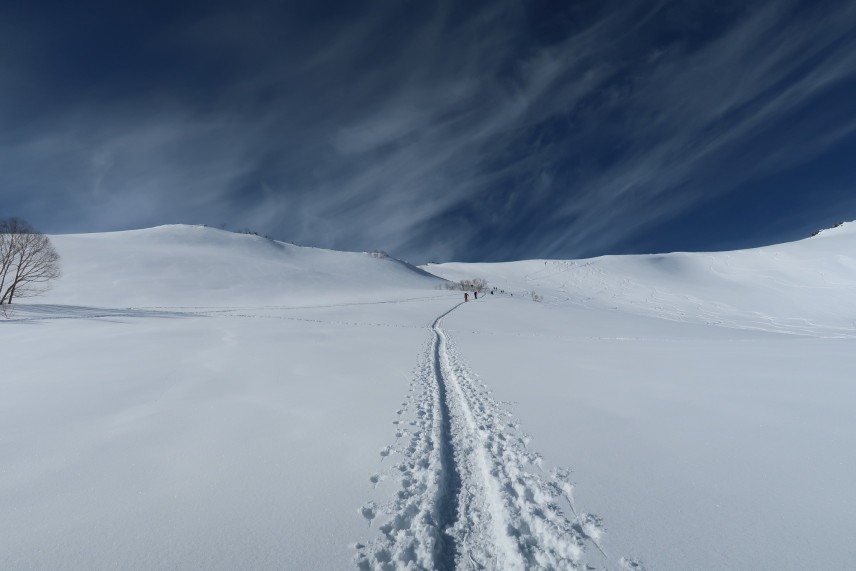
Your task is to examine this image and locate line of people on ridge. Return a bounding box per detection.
[464,286,507,301]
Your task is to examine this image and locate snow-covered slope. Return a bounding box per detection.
[2,222,855,570]
[421,221,856,570]
[42,224,444,307]
[425,221,856,337]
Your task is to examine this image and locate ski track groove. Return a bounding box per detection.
[357,302,622,570]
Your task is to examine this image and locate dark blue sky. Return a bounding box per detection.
[2,0,855,262]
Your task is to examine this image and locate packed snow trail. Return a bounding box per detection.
[357,303,617,570]
[432,305,466,570]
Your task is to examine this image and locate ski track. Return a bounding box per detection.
[356,302,626,570]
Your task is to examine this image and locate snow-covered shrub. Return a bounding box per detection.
[444,278,488,292]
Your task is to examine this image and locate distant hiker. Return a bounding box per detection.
[464,293,469,302]
[474,291,478,300]
[490,291,493,295]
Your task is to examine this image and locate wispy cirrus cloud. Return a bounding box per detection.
[1,0,854,261]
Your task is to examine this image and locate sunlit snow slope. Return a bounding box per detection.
[2,222,855,571]
[2,225,455,571]
[42,224,443,306]
[423,221,856,570]
[426,221,856,337]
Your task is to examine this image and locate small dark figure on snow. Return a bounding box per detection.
[464,293,469,302]
[474,291,478,300]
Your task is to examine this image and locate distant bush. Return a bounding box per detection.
[530,291,543,303]
[444,278,488,293]
[367,250,389,259]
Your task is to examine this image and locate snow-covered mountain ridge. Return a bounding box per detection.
[40,220,856,321]
[41,224,444,307]
[425,220,856,337]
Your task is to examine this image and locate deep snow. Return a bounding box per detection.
[2,223,855,570]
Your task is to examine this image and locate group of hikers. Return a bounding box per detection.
[464,286,506,301]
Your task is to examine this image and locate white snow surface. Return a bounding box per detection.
[42,225,442,307]
[2,223,855,570]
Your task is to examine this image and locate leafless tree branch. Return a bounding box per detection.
[0,218,61,306]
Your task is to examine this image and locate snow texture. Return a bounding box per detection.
[2,222,856,570]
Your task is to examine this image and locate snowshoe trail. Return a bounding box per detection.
[357,303,622,570]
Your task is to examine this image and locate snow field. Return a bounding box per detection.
[357,302,616,570]
[1,299,458,568]
[428,223,856,569]
[3,222,856,569]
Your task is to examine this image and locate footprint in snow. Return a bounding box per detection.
[619,556,647,570]
[360,501,378,526]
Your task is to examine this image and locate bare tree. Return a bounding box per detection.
[0,218,61,305]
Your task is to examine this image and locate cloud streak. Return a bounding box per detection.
[1,0,855,262]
